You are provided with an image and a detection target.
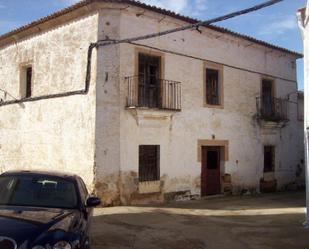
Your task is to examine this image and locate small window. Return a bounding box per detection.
[264,146,275,173]
[20,66,32,99]
[206,68,221,106]
[139,145,160,182]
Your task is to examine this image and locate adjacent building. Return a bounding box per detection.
[0,0,304,205]
[297,2,309,228]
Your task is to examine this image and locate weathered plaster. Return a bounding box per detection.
[117,6,303,203]
[0,2,304,206]
[0,10,99,190]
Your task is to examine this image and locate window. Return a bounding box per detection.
[0,175,78,209]
[204,64,223,107]
[264,146,275,173]
[20,66,32,99]
[139,145,160,182]
[206,69,220,105]
[138,54,161,108]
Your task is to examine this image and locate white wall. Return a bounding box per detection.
[0,11,99,189]
[94,9,122,205]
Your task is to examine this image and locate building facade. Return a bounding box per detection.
[297,3,309,228]
[0,0,304,205]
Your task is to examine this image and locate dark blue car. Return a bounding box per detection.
[0,170,101,249]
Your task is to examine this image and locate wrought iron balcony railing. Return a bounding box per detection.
[125,76,181,111]
[256,96,288,122]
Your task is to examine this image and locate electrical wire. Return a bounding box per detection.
[96,0,284,47]
[0,0,284,107]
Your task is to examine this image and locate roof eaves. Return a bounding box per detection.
[0,0,303,58]
[0,0,91,42]
[123,0,302,58]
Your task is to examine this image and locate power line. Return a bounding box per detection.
[129,42,297,84]
[96,0,284,47]
[0,0,285,107]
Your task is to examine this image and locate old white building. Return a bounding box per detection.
[0,0,304,205]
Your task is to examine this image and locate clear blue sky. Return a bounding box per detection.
[0,0,306,89]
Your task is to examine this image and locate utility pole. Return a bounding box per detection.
[297,2,309,229]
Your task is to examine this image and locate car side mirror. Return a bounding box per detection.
[86,196,101,207]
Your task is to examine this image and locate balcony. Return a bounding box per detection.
[125,76,181,111]
[256,96,288,123]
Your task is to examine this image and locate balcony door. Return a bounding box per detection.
[138,54,161,108]
[261,79,274,117]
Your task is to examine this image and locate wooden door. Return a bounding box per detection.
[261,79,274,117]
[201,146,221,196]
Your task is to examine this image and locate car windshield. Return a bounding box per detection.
[0,175,78,209]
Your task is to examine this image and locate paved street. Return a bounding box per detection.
[91,192,309,249]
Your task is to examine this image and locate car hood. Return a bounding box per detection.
[0,206,81,247]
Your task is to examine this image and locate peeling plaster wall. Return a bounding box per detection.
[94,9,122,206]
[0,12,99,189]
[110,7,303,204]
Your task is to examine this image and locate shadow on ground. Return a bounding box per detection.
[90,192,308,249]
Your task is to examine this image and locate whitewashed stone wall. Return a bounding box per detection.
[0,10,99,189]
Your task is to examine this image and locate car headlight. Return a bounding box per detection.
[53,241,72,249]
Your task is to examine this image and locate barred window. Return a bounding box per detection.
[139,145,160,182]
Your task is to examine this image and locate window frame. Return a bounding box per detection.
[203,62,224,109]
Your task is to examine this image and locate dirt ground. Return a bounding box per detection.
[91,192,309,249]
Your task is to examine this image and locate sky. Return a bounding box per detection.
[0,0,306,89]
